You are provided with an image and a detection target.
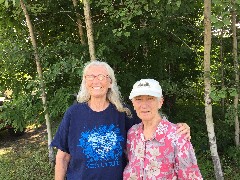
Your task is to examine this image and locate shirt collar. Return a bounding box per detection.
[135,117,170,142]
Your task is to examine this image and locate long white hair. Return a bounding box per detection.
[77,60,131,116]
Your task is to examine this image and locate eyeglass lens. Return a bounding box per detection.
[85,74,107,81]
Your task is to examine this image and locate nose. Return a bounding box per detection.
[92,76,100,83]
[140,102,148,108]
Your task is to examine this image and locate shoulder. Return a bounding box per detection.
[65,102,87,113]
[158,117,186,142]
[161,117,178,133]
[162,118,188,146]
[127,123,141,135]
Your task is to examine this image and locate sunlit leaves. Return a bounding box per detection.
[210,87,238,102]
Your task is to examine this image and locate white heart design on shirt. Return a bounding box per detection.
[88,131,117,158]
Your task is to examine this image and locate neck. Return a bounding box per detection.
[142,116,162,140]
[88,98,109,112]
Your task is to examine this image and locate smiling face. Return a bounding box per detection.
[132,95,163,122]
[85,65,112,99]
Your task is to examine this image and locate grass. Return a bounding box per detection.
[0,125,54,180]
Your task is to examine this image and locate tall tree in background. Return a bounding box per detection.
[82,0,95,60]
[231,0,239,147]
[19,0,54,166]
[204,0,224,179]
[72,0,85,45]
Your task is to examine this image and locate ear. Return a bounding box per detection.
[108,82,113,89]
[158,98,164,109]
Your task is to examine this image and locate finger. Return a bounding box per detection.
[178,128,188,135]
[176,123,183,133]
[185,134,191,141]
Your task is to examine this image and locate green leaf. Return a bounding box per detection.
[124,32,130,37]
[176,1,181,7]
[0,0,5,4]
[211,16,218,23]
[5,0,8,7]
[222,18,231,26]
[144,4,148,11]
[228,88,238,97]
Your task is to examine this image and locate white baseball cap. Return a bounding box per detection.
[129,79,162,99]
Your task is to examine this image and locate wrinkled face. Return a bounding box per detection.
[85,65,112,99]
[132,95,163,121]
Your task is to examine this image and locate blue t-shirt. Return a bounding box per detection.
[51,102,140,180]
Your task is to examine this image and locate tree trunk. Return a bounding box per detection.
[220,28,225,114]
[82,0,96,60]
[231,0,239,147]
[72,0,86,45]
[204,0,224,179]
[20,0,55,167]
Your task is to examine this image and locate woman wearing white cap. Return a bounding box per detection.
[51,61,192,180]
[123,79,202,180]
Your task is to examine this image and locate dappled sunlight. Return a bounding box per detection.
[0,147,12,156]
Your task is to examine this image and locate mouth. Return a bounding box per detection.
[92,87,101,90]
[141,111,150,114]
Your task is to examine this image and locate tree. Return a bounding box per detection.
[19,0,54,166]
[204,0,224,179]
[231,0,239,147]
[72,0,85,45]
[82,0,95,60]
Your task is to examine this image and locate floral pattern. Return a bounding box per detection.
[123,117,203,180]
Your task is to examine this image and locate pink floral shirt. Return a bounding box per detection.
[123,117,203,180]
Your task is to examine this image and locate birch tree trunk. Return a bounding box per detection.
[72,0,85,45]
[20,0,55,167]
[204,0,224,179]
[82,0,96,60]
[231,0,239,147]
[220,28,225,113]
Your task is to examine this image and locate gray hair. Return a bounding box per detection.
[77,60,131,117]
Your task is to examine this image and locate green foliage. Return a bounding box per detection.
[226,146,240,167]
[225,104,240,126]
[210,86,238,102]
[197,151,215,179]
[0,94,43,131]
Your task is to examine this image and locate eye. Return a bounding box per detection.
[85,75,95,81]
[135,97,142,101]
[97,74,105,81]
[147,97,154,100]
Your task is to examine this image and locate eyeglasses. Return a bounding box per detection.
[85,74,111,81]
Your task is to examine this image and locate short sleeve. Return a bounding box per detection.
[50,108,72,154]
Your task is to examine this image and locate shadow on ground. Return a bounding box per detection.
[0,125,47,150]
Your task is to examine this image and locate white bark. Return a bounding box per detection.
[204,0,224,179]
[83,0,96,60]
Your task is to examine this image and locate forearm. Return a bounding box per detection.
[55,154,70,180]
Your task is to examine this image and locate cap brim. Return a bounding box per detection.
[129,90,161,99]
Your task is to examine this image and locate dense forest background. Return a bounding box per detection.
[0,0,239,179]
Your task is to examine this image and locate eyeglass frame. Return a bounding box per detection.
[84,74,112,81]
